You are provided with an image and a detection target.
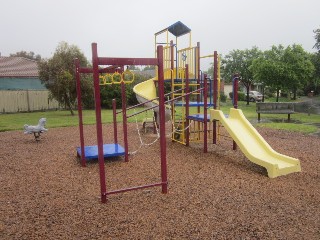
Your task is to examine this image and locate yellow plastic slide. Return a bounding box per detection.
[210,108,301,178]
[133,78,171,122]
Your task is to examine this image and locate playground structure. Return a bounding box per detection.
[134,21,220,150]
[75,21,301,203]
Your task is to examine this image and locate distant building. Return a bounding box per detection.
[0,57,59,113]
[0,57,46,90]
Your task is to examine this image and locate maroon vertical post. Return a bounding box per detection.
[75,59,86,167]
[213,51,218,144]
[197,42,201,113]
[112,99,118,144]
[232,73,239,150]
[170,40,174,71]
[185,64,190,147]
[157,45,168,194]
[203,74,208,153]
[92,43,107,203]
[121,81,129,162]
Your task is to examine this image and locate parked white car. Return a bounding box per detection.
[248,91,263,102]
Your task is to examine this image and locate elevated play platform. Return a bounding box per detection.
[76,144,125,160]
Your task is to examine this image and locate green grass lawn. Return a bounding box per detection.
[1,98,319,134]
[0,107,148,132]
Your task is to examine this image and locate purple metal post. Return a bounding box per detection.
[92,43,107,203]
[75,59,86,167]
[121,81,129,162]
[213,51,218,144]
[203,74,208,153]
[157,45,168,194]
[197,42,201,113]
[185,64,190,147]
[112,99,118,144]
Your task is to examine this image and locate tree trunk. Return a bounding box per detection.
[67,99,74,116]
[276,89,280,102]
[64,93,74,115]
[293,87,297,100]
[246,86,250,105]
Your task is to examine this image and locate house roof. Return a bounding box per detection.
[0,57,39,77]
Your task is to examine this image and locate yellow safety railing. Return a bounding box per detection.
[177,46,197,78]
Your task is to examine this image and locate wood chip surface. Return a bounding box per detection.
[0,123,319,239]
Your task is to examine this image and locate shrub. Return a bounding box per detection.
[220,92,227,102]
[229,91,246,101]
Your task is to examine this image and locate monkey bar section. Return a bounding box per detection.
[75,43,168,203]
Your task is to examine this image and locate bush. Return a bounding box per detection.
[220,92,227,102]
[238,92,246,101]
[229,91,245,101]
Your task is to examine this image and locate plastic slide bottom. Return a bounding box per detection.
[210,108,301,178]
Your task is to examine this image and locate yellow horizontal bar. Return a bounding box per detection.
[177,46,196,52]
[200,54,214,59]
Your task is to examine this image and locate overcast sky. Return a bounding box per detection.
[1,0,319,70]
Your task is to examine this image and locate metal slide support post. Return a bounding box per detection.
[75,59,86,167]
[185,64,190,147]
[233,74,239,150]
[157,45,168,194]
[112,99,118,144]
[92,43,107,203]
[121,81,129,162]
[213,51,218,144]
[204,74,208,153]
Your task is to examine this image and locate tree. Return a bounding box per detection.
[219,47,262,105]
[313,28,320,51]
[307,28,320,95]
[283,44,314,99]
[10,51,41,61]
[251,45,314,101]
[38,42,91,115]
[143,65,155,70]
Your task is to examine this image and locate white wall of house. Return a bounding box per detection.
[224,84,233,98]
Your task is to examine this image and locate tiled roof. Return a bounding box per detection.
[0,57,39,77]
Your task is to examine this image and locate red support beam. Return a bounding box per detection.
[121,82,129,162]
[185,64,190,147]
[92,43,108,203]
[203,74,208,153]
[157,45,168,194]
[112,99,118,144]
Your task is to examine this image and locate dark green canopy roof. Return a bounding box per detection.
[167,21,191,37]
[155,21,191,37]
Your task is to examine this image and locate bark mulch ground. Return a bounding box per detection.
[0,123,319,239]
